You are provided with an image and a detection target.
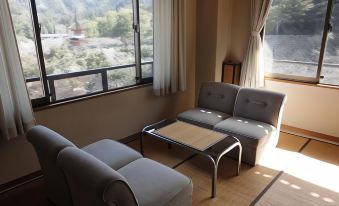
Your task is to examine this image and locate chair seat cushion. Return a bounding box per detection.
[214,117,276,147]
[177,108,231,129]
[118,158,192,206]
[214,117,277,165]
[82,139,142,170]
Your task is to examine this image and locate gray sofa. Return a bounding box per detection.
[178,82,286,166]
[27,126,192,206]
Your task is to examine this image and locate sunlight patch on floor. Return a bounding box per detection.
[284,153,339,194]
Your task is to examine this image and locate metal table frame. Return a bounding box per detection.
[141,119,242,198]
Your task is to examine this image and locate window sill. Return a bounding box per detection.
[265,77,339,91]
[33,83,153,112]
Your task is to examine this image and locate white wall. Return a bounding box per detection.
[266,80,339,137]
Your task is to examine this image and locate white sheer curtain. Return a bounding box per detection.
[153,0,186,96]
[0,0,35,141]
[240,0,272,88]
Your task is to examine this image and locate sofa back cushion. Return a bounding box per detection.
[27,125,75,206]
[234,88,286,127]
[198,82,240,114]
[57,147,137,206]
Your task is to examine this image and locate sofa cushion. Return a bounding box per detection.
[198,82,240,114]
[214,117,276,146]
[82,139,142,170]
[177,108,230,129]
[118,158,192,206]
[234,88,286,127]
[214,117,277,165]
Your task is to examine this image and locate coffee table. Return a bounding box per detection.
[141,119,242,198]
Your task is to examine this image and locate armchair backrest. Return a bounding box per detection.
[26,125,75,206]
[57,147,138,206]
[234,88,287,127]
[198,82,240,114]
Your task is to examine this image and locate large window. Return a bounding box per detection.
[9,0,153,106]
[264,0,339,86]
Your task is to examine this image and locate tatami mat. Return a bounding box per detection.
[276,132,309,152]
[256,172,339,206]
[301,140,339,166]
[176,156,279,206]
[255,140,339,206]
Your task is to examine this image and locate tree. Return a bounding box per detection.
[266,0,326,35]
[97,9,133,38]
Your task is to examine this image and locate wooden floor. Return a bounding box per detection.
[1,132,339,206]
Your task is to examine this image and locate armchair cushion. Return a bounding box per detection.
[118,158,192,206]
[82,139,142,170]
[177,108,230,129]
[214,117,277,165]
[214,117,276,142]
[234,88,286,127]
[198,82,240,114]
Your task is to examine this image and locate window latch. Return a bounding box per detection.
[320,75,325,79]
[133,24,140,33]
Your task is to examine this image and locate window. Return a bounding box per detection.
[9,0,153,106]
[321,0,339,85]
[264,0,339,86]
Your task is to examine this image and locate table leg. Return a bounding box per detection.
[237,144,242,176]
[211,160,218,198]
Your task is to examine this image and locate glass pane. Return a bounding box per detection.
[8,0,44,99]
[264,0,328,79]
[54,74,102,100]
[108,67,136,89]
[36,0,135,76]
[321,0,339,85]
[141,63,153,78]
[139,0,153,78]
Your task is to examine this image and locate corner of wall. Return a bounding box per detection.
[214,0,234,82]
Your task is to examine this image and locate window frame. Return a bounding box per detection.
[264,0,336,86]
[26,0,153,108]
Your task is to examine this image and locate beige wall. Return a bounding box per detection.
[229,0,250,62]
[193,0,249,88]
[195,0,218,98]
[0,0,197,185]
[214,0,234,82]
[266,80,339,137]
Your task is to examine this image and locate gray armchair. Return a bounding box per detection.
[27,126,75,206]
[58,147,193,206]
[27,125,192,206]
[214,88,287,165]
